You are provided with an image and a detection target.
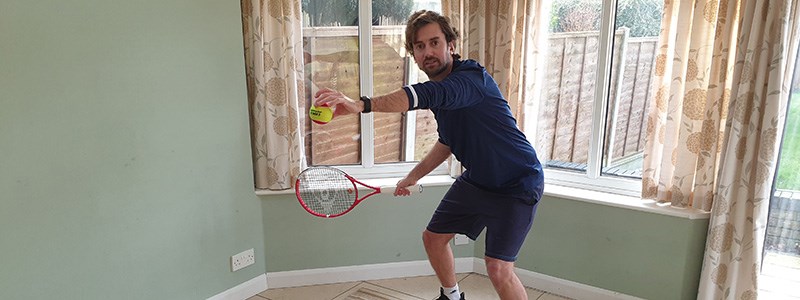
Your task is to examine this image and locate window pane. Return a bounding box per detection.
[600,0,663,178]
[372,0,441,164]
[372,21,408,164]
[302,2,362,166]
[762,89,800,298]
[538,0,603,172]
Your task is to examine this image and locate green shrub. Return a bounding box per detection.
[776,93,800,190]
[302,0,413,26]
[616,0,663,37]
[550,0,662,37]
[550,0,602,33]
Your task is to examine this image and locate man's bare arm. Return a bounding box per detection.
[314,87,410,115]
[404,141,451,182]
[371,88,410,112]
[394,142,451,196]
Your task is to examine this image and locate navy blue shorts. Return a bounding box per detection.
[426,178,540,262]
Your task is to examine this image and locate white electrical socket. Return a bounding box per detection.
[454,234,469,245]
[231,248,255,272]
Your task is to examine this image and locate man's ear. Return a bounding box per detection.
[448,41,456,54]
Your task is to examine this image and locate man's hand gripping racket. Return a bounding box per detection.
[295,166,423,218]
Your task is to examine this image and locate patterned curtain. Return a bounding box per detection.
[697,1,798,298]
[241,0,304,190]
[641,0,737,210]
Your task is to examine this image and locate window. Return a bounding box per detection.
[300,0,663,189]
[301,0,446,178]
[532,0,663,194]
[761,53,800,299]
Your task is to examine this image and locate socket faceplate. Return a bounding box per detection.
[231,248,255,272]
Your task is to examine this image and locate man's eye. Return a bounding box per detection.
[432,41,439,46]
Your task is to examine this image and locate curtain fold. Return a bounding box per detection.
[442,0,547,177]
[442,0,543,121]
[241,0,304,190]
[697,1,795,298]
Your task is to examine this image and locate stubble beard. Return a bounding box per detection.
[423,58,451,80]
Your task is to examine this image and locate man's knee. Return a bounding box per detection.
[484,256,515,278]
[422,230,453,248]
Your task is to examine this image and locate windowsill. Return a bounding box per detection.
[256,176,710,220]
[544,184,710,220]
[254,175,456,196]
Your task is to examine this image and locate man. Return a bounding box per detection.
[314,10,544,300]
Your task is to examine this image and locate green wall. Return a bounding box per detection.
[0,1,710,299]
[262,189,709,300]
[510,196,709,300]
[0,1,264,299]
[260,186,474,272]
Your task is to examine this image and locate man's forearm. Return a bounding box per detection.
[370,88,411,113]
[406,142,451,181]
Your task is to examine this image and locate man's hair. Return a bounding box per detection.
[404,10,460,58]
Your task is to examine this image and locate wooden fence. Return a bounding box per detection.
[537,28,658,169]
[767,189,800,255]
[302,26,426,165]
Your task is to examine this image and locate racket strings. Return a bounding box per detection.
[297,168,356,216]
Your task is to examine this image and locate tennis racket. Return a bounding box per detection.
[295,166,423,218]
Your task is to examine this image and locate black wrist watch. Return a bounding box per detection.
[359,96,372,113]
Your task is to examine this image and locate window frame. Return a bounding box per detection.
[306,0,450,179]
[533,0,643,196]
[305,0,651,192]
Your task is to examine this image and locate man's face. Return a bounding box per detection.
[412,23,454,81]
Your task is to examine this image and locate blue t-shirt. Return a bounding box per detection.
[402,59,544,203]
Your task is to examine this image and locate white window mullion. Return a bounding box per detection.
[403,56,419,161]
[403,111,417,161]
[358,0,374,168]
[587,0,617,179]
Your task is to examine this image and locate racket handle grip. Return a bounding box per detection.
[380,184,423,194]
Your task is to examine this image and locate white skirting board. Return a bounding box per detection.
[471,261,644,300]
[206,274,267,300]
[265,258,474,288]
[209,258,643,300]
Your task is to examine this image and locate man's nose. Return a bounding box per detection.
[423,48,436,58]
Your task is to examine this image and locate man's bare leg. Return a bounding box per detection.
[422,230,457,288]
[485,256,527,299]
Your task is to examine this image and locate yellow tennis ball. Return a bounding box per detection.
[309,105,334,124]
